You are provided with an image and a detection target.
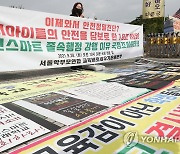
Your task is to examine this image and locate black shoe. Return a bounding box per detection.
[70,66,83,70]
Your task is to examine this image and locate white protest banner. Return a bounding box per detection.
[0,6,143,72]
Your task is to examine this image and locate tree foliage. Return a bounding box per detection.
[129,15,168,35]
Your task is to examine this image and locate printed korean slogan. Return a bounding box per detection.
[0,6,143,72]
[10,82,180,154]
[142,0,165,19]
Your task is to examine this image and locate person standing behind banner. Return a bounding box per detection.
[70,2,84,18]
[70,2,84,70]
[70,2,105,71]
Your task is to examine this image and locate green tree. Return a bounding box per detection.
[129,15,167,35]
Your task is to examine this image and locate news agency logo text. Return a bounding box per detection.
[123,131,179,148]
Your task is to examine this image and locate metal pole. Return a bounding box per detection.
[163,0,166,22]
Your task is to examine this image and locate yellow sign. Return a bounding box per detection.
[0,71,116,104]
[10,82,180,154]
[143,0,165,19]
[164,72,180,76]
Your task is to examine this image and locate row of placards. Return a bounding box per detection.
[1,63,180,153]
[0,71,151,152]
[10,81,180,153]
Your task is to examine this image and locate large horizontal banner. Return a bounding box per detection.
[0,6,143,72]
[10,82,180,154]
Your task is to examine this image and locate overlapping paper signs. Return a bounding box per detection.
[0,71,116,104]
[10,81,180,154]
[0,71,117,153]
[0,103,61,152]
[11,81,149,127]
[105,72,180,90]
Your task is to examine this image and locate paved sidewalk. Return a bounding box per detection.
[0,57,180,83]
